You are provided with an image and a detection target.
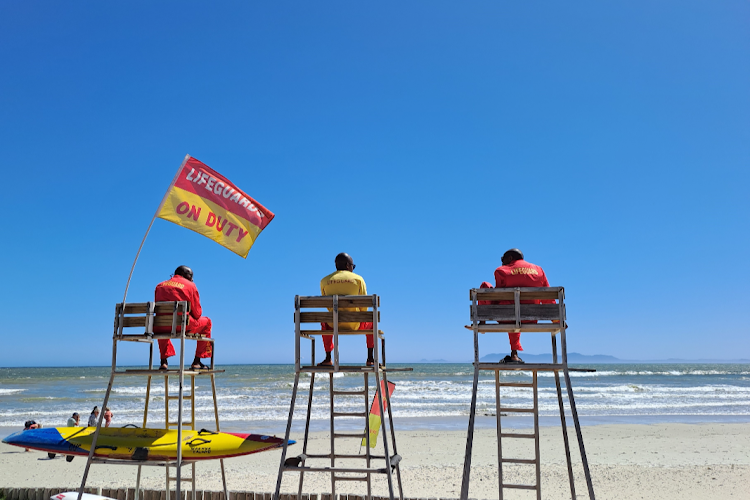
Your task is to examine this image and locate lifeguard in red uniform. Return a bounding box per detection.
[481,249,551,364]
[154,265,212,371]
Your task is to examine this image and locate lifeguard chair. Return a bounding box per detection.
[77,301,228,500]
[273,294,412,500]
[461,287,596,500]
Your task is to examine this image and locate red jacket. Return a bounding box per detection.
[481,259,553,306]
[154,275,204,326]
[494,259,550,290]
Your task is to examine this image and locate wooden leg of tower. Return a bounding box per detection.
[460,331,480,500]
[191,462,197,500]
[561,330,596,500]
[552,334,576,499]
[364,372,372,500]
[274,372,300,500]
[165,466,171,500]
[209,373,228,500]
[382,370,404,500]
[297,371,316,500]
[78,338,118,500]
[374,368,395,499]
[165,375,171,500]
[533,371,541,500]
[494,370,503,500]
[328,372,336,499]
[135,465,142,500]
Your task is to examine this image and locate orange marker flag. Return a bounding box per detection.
[157,156,275,258]
[362,380,396,448]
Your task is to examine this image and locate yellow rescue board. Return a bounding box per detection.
[3,427,289,461]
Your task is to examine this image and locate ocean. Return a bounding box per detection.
[1,363,748,437]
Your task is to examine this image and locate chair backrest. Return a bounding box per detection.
[114,301,191,337]
[470,287,565,332]
[295,295,380,332]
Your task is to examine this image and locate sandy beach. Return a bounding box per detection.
[2,423,748,499]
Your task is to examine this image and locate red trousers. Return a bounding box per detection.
[479,282,523,351]
[321,322,374,352]
[158,316,212,360]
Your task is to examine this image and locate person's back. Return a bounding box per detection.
[154,266,213,371]
[494,259,549,289]
[320,269,368,331]
[318,253,374,366]
[480,249,551,364]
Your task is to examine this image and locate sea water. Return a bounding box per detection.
[1,363,748,437]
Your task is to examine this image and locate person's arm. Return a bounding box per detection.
[494,269,506,288]
[189,284,203,320]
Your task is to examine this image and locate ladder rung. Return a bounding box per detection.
[167,422,194,426]
[500,433,536,439]
[168,477,194,482]
[304,453,386,460]
[333,412,367,417]
[501,458,537,464]
[498,407,535,413]
[166,395,193,400]
[333,432,367,439]
[332,390,366,396]
[497,382,534,387]
[285,466,387,474]
[333,475,368,482]
[503,483,538,490]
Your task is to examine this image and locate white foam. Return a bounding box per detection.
[0,389,25,395]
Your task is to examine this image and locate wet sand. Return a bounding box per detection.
[1,423,749,499]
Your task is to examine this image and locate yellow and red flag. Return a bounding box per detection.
[362,380,396,448]
[157,156,275,257]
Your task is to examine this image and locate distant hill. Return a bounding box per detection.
[479,352,621,363]
[419,358,449,363]
[477,353,750,363]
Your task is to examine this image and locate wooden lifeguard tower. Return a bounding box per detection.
[273,294,412,500]
[461,287,596,500]
[77,301,228,500]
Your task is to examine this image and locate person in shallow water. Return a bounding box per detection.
[154,265,213,371]
[87,406,99,427]
[318,252,375,367]
[478,248,554,364]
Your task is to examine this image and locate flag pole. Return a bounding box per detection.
[122,154,191,303]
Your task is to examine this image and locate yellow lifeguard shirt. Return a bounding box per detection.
[320,270,368,330]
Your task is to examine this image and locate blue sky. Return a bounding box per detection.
[1,1,748,366]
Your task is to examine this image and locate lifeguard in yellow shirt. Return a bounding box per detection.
[318,252,374,366]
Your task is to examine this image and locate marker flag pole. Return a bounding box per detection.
[122,154,191,303]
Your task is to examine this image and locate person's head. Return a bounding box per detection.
[91,406,99,415]
[501,248,524,266]
[24,420,35,430]
[72,413,79,421]
[174,265,193,281]
[334,253,355,272]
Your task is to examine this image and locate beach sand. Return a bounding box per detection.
[1,423,748,499]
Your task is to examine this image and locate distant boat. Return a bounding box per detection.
[3,426,293,461]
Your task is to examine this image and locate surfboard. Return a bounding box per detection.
[50,493,116,500]
[3,427,293,461]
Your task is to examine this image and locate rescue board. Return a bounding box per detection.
[3,427,293,461]
[50,493,116,500]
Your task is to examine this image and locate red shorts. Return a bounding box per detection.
[321,322,375,352]
[158,316,212,359]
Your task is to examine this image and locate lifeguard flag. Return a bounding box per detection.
[362,380,396,448]
[157,156,275,258]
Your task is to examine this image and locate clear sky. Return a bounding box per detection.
[1,1,748,366]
